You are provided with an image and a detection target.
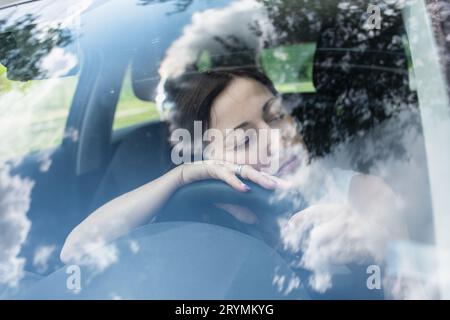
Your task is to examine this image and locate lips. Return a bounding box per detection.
[276,155,301,177]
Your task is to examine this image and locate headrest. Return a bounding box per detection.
[313,24,409,97]
[131,48,163,101]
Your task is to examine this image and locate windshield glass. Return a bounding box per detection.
[0,0,449,300]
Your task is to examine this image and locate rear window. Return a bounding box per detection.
[112,65,159,131]
[261,43,316,93]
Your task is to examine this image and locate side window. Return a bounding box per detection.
[112,66,160,131]
[0,63,78,160]
[260,43,316,93]
[195,43,316,94]
[259,41,415,94]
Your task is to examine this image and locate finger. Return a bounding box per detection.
[218,169,250,192]
[261,172,293,189]
[241,165,277,189]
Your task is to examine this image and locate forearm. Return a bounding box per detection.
[60,160,281,263]
[61,166,183,263]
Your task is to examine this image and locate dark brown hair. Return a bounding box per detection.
[163,67,278,134]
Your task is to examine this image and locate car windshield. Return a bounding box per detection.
[1,0,450,300]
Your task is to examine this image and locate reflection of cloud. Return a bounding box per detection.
[128,240,140,254]
[308,272,332,294]
[40,48,77,78]
[383,275,439,300]
[277,109,436,298]
[0,164,33,287]
[159,0,264,78]
[284,275,301,295]
[272,272,285,292]
[383,240,450,299]
[32,244,56,274]
[37,150,53,172]
[272,267,301,295]
[65,240,118,274]
[64,126,79,143]
[280,203,384,293]
[156,0,268,115]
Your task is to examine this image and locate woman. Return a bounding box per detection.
[60,68,400,263]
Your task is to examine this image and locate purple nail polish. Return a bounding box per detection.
[242,183,251,191]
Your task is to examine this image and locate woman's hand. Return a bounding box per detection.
[177,160,289,192]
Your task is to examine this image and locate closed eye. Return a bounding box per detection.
[266,113,286,124]
[234,136,250,150]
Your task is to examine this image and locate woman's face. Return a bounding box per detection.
[205,77,306,176]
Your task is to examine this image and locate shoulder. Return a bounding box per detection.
[329,167,359,199]
[349,173,394,202]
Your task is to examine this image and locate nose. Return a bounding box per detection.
[257,121,285,168]
[258,121,273,156]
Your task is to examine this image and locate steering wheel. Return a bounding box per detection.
[155,179,307,249]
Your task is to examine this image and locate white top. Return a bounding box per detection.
[306,167,358,205]
[330,167,358,201]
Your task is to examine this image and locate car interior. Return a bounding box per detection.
[0,0,436,299]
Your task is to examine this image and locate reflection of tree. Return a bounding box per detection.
[0,14,73,81]
[211,35,256,68]
[256,0,326,45]
[256,0,421,171]
[137,0,193,14]
[158,0,422,170]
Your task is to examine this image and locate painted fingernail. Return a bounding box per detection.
[242,183,251,191]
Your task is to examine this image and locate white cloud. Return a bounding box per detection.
[276,109,438,298]
[284,275,301,295]
[272,268,301,296]
[159,0,265,78]
[383,274,440,299]
[66,239,118,274]
[308,272,332,294]
[280,203,385,293]
[40,48,78,78]
[272,272,285,292]
[33,244,56,274]
[156,0,269,115]
[0,164,33,287]
[128,240,140,255]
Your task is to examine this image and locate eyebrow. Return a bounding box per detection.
[226,97,278,137]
